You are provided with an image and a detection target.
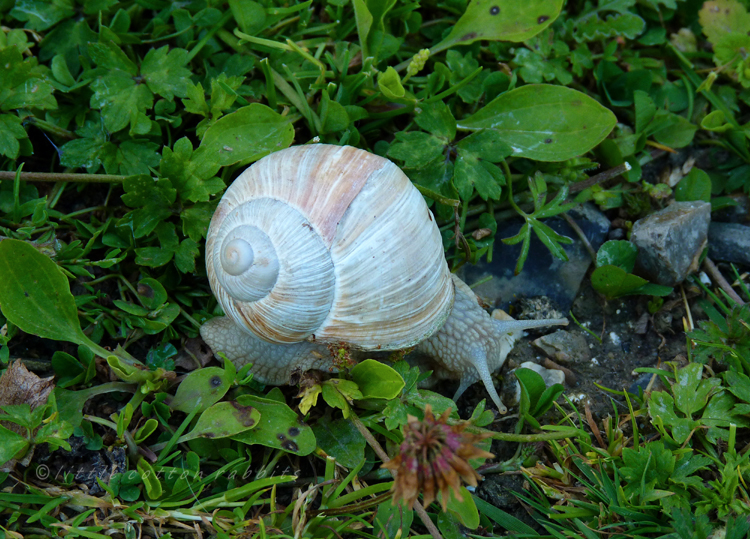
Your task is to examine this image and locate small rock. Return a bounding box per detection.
[532,330,591,364]
[712,194,749,224]
[707,222,750,267]
[630,201,711,286]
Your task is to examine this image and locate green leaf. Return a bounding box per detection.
[233,394,316,455]
[168,363,235,413]
[88,42,153,134]
[0,240,88,346]
[596,240,638,272]
[651,112,698,148]
[387,131,445,168]
[591,265,648,299]
[0,114,28,159]
[634,90,656,134]
[648,391,699,444]
[672,363,720,417]
[701,110,734,133]
[136,278,168,310]
[0,47,56,111]
[434,0,564,52]
[140,46,192,101]
[698,0,750,45]
[160,137,223,203]
[352,0,374,58]
[179,401,260,442]
[375,499,414,539]
[137,458,163,499]
[378,66,405,100]
[199,104,295,167]
[675,168,712,202]
[456,130,512,162]
[350,359,405,399]
[515,368,547,411]
[0,424,30,465]
[9,0,75,31]
[620,441,675,501]
[457,85,616,161]
[443,487,480,529]
[229,0,266,35]
[174,239,199,273]
[454,154,503,200]
[415,101,456,140]
[311,415,366,469]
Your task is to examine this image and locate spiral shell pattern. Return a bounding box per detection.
[206,144,454,350]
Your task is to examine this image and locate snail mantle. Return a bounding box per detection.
[200,144,567,413]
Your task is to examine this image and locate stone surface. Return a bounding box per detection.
[707,222,750,267]
[630,201,711,286]
[459,203,610,313]
[532,330,591,364]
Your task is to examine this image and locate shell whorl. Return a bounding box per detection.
[206,144,455,350]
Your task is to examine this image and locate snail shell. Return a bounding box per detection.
[205,144,455,350]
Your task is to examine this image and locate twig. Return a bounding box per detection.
[568,162,632,193]
[349,413,443,539]
[542,358,577,386]
[703,257,745,306]
[0,171,126,183]
[561,213,597,264]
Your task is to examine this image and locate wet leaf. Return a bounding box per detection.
[457,85,616,161]
[233,394,315,456]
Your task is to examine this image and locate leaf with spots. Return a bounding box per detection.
[457,84,617,162]
[432,0,564,54]
[168,359,236,413]
[233,394,316,456]
[698,0,750,45]
[178,401,260,442]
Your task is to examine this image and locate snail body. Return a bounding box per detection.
[201,145,566,413]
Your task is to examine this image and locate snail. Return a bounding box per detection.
[200,144,567,413]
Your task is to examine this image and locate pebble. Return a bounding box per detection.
[630,201,711,286]
[707,222,750,267]
[532,330,591,364]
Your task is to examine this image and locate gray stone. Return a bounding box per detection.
[630,201,711,286]
[707,222,750,267]
[459,203,610,313]
[532,330,591,364]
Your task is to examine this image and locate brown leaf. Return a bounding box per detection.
[0,360,55,435]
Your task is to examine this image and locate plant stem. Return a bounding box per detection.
[0,171,125,183]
